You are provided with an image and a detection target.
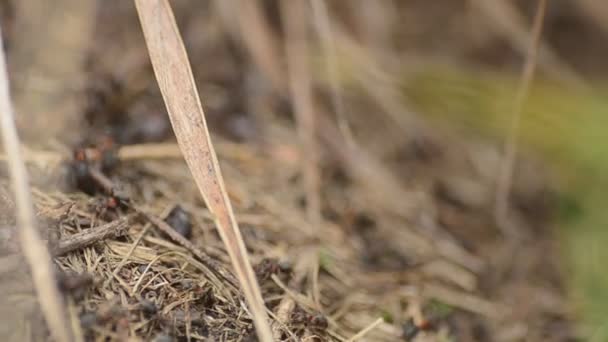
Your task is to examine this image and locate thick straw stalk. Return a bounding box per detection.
[133,1,273,341]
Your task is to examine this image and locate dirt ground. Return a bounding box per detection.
[1,1,604,341]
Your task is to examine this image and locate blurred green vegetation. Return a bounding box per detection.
[402,67,608,337]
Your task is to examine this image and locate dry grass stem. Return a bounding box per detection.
[470,0,585,88]
[346,317,384,342]
[118,142,183,160]
[271,251,315,339]
[133,1,273,340]
[424,284,506,318]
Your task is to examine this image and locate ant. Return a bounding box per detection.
[291,307,329,332]
[90,193,128,222]
[68,133,119,195]
[402,317,436,341]
[254,258,292,281]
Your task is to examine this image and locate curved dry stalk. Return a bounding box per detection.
[470,0,585,89]
[0,25,73,342]
[133,1,273,341]
[495,0,546,237]
[346,317,384,342]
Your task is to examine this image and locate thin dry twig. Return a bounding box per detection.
[54,218,130,256]
[346,317,384,342]
[423,284,506,319]
[470,0,585,88]
[0,25,73,342]
[281,0,321,225]
[495,0,547,237]
[0,143,183,168]
[133,1,273,340]
[118,142,182,160]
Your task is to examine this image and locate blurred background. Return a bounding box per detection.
[1,0,608,341]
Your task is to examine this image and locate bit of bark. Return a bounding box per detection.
[54,218,131,256]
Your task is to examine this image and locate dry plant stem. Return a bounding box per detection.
[133,2,273,340]
[134,207,239,289]
[271,251,313,339]
[470,0,584,89]
[54,218,130,256]
[310,0,355,146]
[118,143,182,160]
[281,0,321,225]
[423,284,505,318]
[495,0,546,237]
[67,298,84,342]
[0,143,182,167]
[0,26,73,342]
[346,317,384,342]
